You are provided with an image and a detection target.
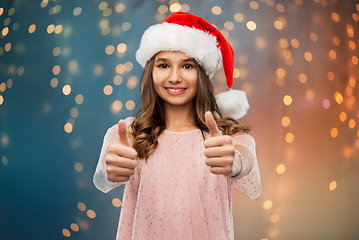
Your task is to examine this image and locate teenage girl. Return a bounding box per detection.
[93,12,261,240]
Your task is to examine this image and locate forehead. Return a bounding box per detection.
[154,51,194,61]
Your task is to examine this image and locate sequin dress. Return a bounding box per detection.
[93,117,261,240]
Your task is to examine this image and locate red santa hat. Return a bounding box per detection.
[135,12,249,119]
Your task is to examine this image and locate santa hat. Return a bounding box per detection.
[135,12,249,119]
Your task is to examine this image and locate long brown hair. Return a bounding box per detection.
[131,55,250,159]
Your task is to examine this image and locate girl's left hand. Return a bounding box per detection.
[203,111,237,176]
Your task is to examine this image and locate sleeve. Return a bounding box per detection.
[230,133,261,199]
[93,117,134,193]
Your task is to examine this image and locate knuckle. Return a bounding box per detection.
[209,168,216,174]
[107,144,118,153]
[203,149,209,157]
[107,175,116,182]
[225,156,234,164]
[225,146,235,156]
[224,168,232,175]
[223,136,233,144]
[106,165,115,175]
[204,158,211,166]
[129,169,135,176]
[127,159,137,169]
[130,150,138,160]
[132,160,138,168]
[106,154,119,166]
[105,155,114,165]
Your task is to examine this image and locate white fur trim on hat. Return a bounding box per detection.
[215,89,249,119]
[135,22,222,78]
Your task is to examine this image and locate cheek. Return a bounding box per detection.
[152,72,162,94]
[188,75,198,89]
[152,70,162,85]
[152,72,158,84]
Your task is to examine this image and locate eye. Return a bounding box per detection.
[158,63,168,69]
[183,64,194,69]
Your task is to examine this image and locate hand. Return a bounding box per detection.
[105,120,138,183]
[204,111,236,176]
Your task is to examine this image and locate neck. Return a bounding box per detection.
[163,102,197,132]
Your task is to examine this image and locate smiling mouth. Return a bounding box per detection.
[165,88,187,93]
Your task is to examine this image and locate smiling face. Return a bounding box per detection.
[152,51,198,110]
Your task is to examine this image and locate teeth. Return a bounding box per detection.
[167,88,185,93]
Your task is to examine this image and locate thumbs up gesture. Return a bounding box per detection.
[105,120,138,183]
[204,111,237,176]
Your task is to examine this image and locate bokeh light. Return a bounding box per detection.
[285,133,294,143]
[263,200,273,210]
[334,92,343,104]
[117,43,127,53]
[125,100,135,110]
[276,164,286,174]
[270,214,280,223]
[283,95,292,106]
[212,6,222,15]
[71,223,79,232]
[103,85,113,95]
[75,94,84,104]
[112,198,122,207]
[246,21,256,31]
[329,181,337,191]
[78,202,86,212]
[87,210,96,219]
[299,73,307,83]
[62,229,70,237]
[331,128,338,138]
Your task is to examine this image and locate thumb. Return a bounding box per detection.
[118,120,131,146]
[205,111,222,137]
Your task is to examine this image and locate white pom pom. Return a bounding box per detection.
[215,89,250,119]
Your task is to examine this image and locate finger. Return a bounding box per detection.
[205,111,222,137]
[208,166,232,176]
[204,135,233,148]
[106,153,138,169]
[205,157,225,167]
[204,147,232,158]
[107,164,136,176]
[118,120,131,146]
[108,143,137,160]
[107,175,131,183]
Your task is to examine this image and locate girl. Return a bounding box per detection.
[93,12,261,240]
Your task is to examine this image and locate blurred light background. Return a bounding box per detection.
[0,0,358,240]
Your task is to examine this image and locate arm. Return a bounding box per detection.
[203,112,261,199]
[227,144,254,180]
[230,133,261,199]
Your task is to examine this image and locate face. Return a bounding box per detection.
[152,51,198,109]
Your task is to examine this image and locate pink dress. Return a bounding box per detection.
[93,117,261,240]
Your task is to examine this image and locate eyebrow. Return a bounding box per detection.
[154,58,195,64]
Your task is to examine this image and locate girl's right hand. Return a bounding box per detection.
[105,120,138,183]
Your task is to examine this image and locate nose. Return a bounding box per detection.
[169,67,182,83]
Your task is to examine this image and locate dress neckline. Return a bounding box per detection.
[164,129,201,134]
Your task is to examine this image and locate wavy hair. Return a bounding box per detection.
[130,55,250,159]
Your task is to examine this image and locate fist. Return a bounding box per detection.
[204,111,236,176]
[105,120,138,183]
